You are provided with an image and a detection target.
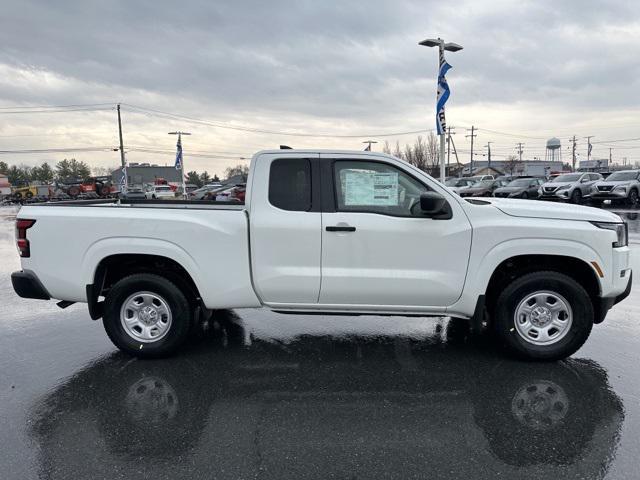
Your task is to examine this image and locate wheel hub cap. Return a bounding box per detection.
[530,306,552,327]
[120,291,172,343]
[514,291,573,346]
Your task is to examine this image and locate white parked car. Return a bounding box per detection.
[11,149,632,361]
[145,185,175,199]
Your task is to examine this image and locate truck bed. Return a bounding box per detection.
[17,200,261,309]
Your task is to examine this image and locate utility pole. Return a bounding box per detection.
[486,142,493,170]
[515,142,524,162]
[450,132,461,174]
[570,135,577,172]
[585,135,594,162]
[362,140,377,151]
[609,148,612,166]
[117,104,125,168]
[466,126,476,175]
[446,126,456,172]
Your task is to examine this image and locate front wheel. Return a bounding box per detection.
[103,273,193,358]
[493,271,593,361]
[570,189,582,204]
[628,189,638,207]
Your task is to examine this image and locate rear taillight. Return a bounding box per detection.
[16,219,36,258]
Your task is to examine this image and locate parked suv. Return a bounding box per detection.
[590,170,640,207]
[459,179,508,197]
[493,177,544,199]
[539,172,603,204]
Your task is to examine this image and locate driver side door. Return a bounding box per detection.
[319,155,473,309]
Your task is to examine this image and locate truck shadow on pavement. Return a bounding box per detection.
[30,312,623,480]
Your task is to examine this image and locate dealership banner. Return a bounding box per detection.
[436,50,452,135]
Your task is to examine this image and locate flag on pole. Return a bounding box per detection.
[174,134,183,171]
[436,50,452,135]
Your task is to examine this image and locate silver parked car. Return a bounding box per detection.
[590,170,640,207]
[538,172,603,204]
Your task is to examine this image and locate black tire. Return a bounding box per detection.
[570,189,582,204]
[493,271,593,361]
[103,273,193,358]
[14,192,22,200]
[26,191,34,198]
[628,189,638,207]
[521,191,529,199]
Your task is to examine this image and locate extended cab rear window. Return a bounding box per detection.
[269,158,312,211]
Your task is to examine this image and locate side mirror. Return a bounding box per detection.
[420,191,447,215]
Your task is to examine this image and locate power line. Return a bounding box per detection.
[0,146,116,154]
[122,103,435,138]
[0,107,114,114]
[0,102,115,110]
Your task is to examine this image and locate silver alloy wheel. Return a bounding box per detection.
[120,291,172,343]
[514,290,572,346]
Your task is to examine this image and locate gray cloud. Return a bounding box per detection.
[0,0,639,169]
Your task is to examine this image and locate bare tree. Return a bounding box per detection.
[504,155,522,176]
[425,132,439,172]
[393,141,403,160]
[382,141,391,155]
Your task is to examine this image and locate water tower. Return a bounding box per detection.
[545,137,562,162]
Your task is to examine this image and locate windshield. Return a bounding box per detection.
[508,179,533,187]
[607,171,639,181]
[445,178,467,187]
[471,180,492,188]
[552,174,581,182]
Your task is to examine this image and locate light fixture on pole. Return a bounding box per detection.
[419,37,463,183]
[168,131,191,199]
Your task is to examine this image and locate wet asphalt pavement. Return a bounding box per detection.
[1,205,640,479]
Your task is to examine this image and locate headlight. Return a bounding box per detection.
[613,185,627,192]
[556,185,570,191]
[591,221,628,247]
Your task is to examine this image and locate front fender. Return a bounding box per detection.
[447,238,603,317]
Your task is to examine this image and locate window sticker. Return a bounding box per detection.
[343,170,398,206]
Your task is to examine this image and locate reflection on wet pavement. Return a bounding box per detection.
[29,312,623,480]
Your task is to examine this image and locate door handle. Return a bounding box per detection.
[326,225,356,232]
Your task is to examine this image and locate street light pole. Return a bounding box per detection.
[419,37,463,183]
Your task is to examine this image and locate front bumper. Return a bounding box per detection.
[539,190,571,200]
[597,271,632,323]
[590,190,628,200]
[11,270,51,300]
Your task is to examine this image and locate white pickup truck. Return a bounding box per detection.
[11,150,632,360]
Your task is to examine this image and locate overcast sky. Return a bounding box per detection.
[1,0,639,175]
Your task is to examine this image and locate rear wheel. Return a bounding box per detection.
[521,191,529,199]
[493,271,593,361]
[103,273,193,358]
[26,191,33,198]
